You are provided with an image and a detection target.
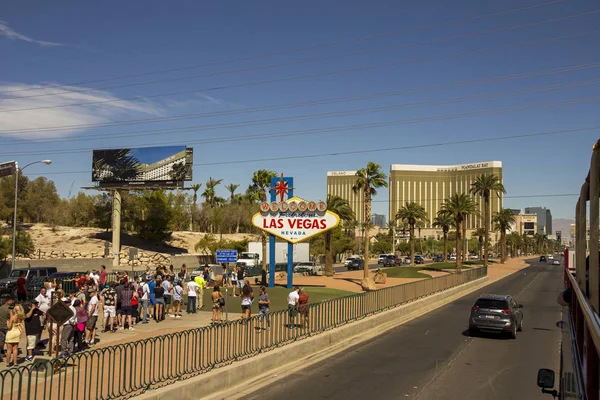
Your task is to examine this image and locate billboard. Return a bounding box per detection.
[0,161,16,178]
[92,146,193,187]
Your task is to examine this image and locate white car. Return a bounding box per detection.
[449,255,457,261]
[470,254,479,260]
[552,260,560,265]
[548,255,554,260]
[293,262,322,275]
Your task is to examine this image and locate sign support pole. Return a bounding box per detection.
[269,184,276,288]
[287,185,294,289]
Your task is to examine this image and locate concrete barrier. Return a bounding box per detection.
[137,275,489,400]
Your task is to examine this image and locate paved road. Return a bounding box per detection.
[241,259,563,400]
[333,260,434,273]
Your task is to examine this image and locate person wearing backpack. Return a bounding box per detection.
[138,279,150,324]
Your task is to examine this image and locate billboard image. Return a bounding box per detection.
[92,146,193,187]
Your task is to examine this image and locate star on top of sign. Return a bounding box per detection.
[271,173,294,202]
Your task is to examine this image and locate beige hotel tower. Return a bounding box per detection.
[389,161,503,236]
[327,161,503,237]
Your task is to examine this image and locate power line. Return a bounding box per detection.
[5,10,597,101]
[2,78,599,148]
[3,95,600,156]
[2,29,598,113]
[332,193,580,204]
[0,0,567,96]
[3,62,597,135]
[25,126,599,175]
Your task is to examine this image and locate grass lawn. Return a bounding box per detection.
[380,267,432,279]
[429,262,475,270]
[195,286,352,313]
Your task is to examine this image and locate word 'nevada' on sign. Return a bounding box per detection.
[252,197,340,243]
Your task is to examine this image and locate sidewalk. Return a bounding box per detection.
[486,256,531,282]
[2,257,531,368]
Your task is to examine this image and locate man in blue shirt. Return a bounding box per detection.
[147,276,156,320]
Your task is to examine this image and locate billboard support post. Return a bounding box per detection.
[112,190,122,268]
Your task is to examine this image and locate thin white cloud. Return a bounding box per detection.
[0,83,163,139]
[200,94,224,107]
[0,19,64,47]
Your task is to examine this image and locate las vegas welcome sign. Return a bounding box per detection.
[252,197,340,243]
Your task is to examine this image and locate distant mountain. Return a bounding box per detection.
[553,219,574,236]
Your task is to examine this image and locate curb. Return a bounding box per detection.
[136,275,492,400]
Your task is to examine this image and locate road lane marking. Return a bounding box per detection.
[413,338,475,399]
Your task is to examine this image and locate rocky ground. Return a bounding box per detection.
[13,223,260,256]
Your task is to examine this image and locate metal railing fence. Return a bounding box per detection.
[0,266,486,400]
[569,139,600,400]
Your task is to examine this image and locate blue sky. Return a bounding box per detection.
[1,0,599,220]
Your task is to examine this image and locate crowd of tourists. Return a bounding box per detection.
[0,263,314,367]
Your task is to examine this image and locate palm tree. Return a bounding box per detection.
[204,177,223,207]
[492,208,515,263]
[442,193,478,271]
[533,233,544,254]
[324,195,355,277]
[248,169,277,283]
[507,232,521,257]
[523,235,533,255]
[387,219,397,253]
[433,211,454,262]
[201,187,212,206]
[396,202,428,266]
[416,220,426,256]
[188,183,202,230]
[472,227,486,259]
[343,219,358,238]
[353,162,388,290]
[470,174,506,268]
[189,184,202,208]
[225,183,240,203]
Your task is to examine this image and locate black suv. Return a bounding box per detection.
[469,294,523,339]
[0,267,58,297]
[539,256,547,262]
[347,258,364,271]
[383,255,399,266]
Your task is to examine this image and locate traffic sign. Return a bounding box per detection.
[216,250,238,263]
[46,301,74,326]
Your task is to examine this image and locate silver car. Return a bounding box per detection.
[469,294,523,339]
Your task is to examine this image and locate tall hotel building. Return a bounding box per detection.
[327,161,503,236]
[389,161,503,234]
[326,171,365,223]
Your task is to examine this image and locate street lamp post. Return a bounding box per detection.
[12,160,52,272]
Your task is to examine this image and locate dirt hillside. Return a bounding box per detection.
[19,223,260,255]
